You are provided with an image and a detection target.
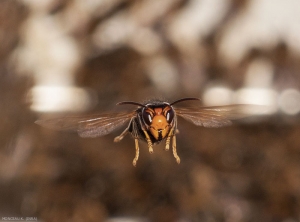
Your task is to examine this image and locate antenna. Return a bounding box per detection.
[116,101,146,107]
[170,97,200,105]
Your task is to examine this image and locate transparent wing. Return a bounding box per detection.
[175,104,264,128]
[35,111,136,138]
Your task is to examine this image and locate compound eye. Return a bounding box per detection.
[142,110,153,125]
[165,109,174,123]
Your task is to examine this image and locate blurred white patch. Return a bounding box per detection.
[145,56,179,94]
[167,0,230,53]
[92,13,135,51]
[16,10,93,113]
[92,0,177,53]
[234,88,278,114]
[30,86,96,112]
[233,58,277,115]
[278,88,300,115]
[203,85,234,106]
[17,15,80,85]
[21,0,57,13]
[244,59,274,88]
[128,27,162,55]
[219,0,300,65]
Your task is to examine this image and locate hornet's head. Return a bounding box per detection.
[141,102,175,140]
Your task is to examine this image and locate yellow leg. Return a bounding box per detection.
[165,127,175,151]
[114,135,125,142]
[165,136,171,151]
[132,138,139,167]
[114,122,131,142]
[172,135,180,164]
[142,130,153,154]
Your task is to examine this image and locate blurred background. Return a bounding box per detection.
[1,0,300,221]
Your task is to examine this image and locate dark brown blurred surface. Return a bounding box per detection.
[1,0,300,222]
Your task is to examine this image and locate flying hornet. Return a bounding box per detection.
[36,98,261,166]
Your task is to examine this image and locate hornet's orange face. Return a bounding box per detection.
[142,105,175,140]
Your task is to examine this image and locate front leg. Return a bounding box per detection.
[165,126,175,151]
[142,129,153,154]
[137,114,153,154]
[165,117,178,151]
